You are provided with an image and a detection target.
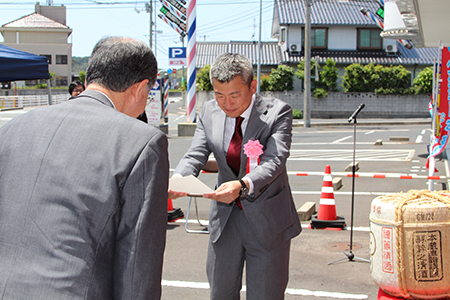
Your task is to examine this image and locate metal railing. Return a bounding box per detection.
[0,94,70,109]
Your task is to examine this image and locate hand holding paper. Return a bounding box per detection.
[168,175,214,198]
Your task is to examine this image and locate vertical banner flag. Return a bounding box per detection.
[428,47,450,170]
[187,0,196,123]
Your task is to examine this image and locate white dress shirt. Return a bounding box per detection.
[223,94,255,194]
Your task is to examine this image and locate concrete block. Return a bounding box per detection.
[374,139,383,146]
[389,136,409,142]
[178,122,197,137]
[158,124,168,135]
[297,202,316,221]
[332,177,342,190]
[345,161,359,172]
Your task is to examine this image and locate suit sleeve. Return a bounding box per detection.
[173,106,211,177]
[114,131,169,300]
[246,102,293,201]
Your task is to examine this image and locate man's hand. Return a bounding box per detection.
[168,190,188,199]
[203,180,242,204]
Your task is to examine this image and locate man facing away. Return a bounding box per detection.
[0,36,168,300]
[169,53,301,299]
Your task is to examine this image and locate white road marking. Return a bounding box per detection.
[289,149,414,161]
[161,280,368,299]
[332,136,352,143]
[175,219,371,232]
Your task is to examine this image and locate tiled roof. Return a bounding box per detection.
[2,13,69,29]
[197,41,282,67]
[196,41,437,68]
[275,0,382,26]
[280,42,439,65]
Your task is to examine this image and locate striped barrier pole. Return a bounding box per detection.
[164,75,169,123]
[187,0,196,123]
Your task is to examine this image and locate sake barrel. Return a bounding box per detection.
[370,190,450,299]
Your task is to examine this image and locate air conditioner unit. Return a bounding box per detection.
[385,43,397,53]
[289,43,301,55]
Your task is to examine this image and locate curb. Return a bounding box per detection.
[292,120,431,127]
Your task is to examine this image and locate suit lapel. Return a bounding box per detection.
[211,104,227,162]
[240,94,268,176]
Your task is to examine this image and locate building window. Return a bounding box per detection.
[56,55,68,65]
[302,28,327,49]
[41,54,51,64]
[56,76,68,87]
[281,28,286,43]
[358,29,382,49]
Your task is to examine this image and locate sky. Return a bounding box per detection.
[0,0,276,70]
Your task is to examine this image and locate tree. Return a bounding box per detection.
[197,64,213,91]
[296,58,338,97]
[78,71,86,84]
[266,65,294,91]
[413,66,433,94]
[259,74,271,91]
[295,59,317,81]
[320,59,339,92]
[342,63,412,94]
[342,63,368,92]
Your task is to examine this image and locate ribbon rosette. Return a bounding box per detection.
[243,139,264,173]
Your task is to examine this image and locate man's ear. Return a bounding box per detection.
[131,79,150,102]
[250,80,257,94]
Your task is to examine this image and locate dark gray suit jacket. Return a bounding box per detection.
[174,94,301,250]
[0,90,169,299]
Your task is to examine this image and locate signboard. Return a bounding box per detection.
[160,0,186,20]
[169,47,186,66]
[148,79,162,125]
[160,6,186,32]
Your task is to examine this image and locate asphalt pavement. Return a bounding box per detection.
[163,99,443,300]
[0,102,441,300]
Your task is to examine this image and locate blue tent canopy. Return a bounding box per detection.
[0,44,50,82]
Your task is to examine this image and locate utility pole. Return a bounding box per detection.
[303,0,312,127]
[145,1,152,49]
[256,0,262,94]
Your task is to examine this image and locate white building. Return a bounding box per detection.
[0,3,72,87]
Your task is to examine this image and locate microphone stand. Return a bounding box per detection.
[328,104,370,265]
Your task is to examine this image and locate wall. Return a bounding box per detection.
[328,27,357,50]
[196,91,430,119]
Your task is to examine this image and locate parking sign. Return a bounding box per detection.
[168,47,186,66]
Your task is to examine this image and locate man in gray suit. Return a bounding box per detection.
[170,53,301,299]
[0,36,168,299]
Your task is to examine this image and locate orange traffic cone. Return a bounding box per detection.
[317,165,337,220]
[167,199,184,222]
[310,165,346,230]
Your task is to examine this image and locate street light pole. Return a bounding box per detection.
[303,0,312,127]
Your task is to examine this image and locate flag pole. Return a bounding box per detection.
[429,40,443,191]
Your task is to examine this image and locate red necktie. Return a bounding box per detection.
[227,116,244,209]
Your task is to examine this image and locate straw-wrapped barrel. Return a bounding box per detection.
[370,190,450,299]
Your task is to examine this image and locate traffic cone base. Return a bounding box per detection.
[167,198,184,222]
[310,214,346,230]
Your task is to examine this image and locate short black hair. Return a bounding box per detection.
[68,80,85,95]
[86,36,158,92]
